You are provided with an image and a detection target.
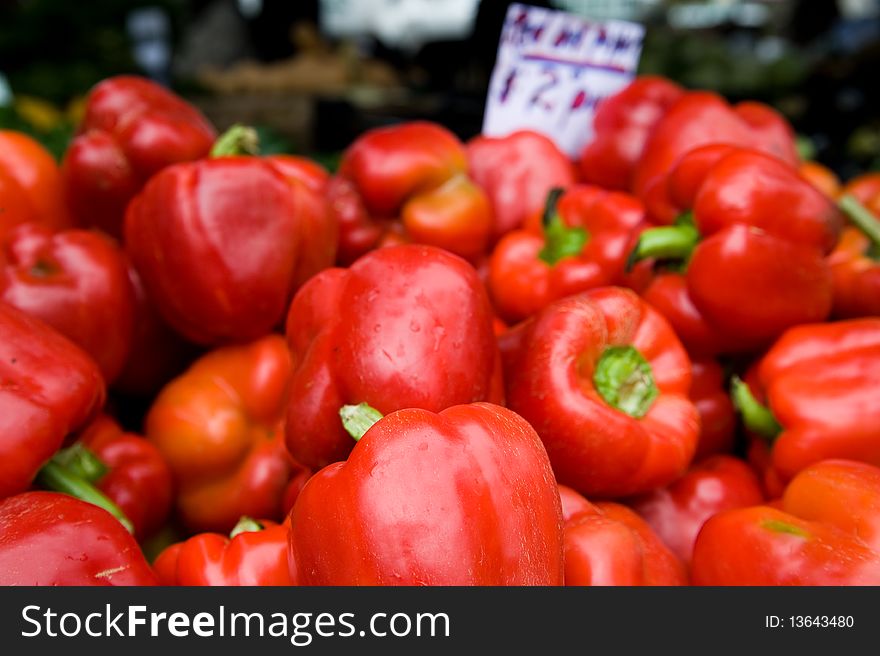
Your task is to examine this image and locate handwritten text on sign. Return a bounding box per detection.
[483,4,645,158]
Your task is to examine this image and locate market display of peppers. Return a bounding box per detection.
[2,72,880,587]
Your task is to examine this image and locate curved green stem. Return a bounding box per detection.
[730,375,782,441]
[538,187,589,265]
[52,443,107,483]
[839,194,880,256]
[36,460,134,534]
[210,124,260,157]
[593,345,658,419]
[626,212,700,272]
[230,516,264,538]
[339,403,384,441]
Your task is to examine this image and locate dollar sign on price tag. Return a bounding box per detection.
[483,3,645,158]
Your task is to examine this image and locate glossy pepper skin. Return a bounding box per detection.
[285,244,504,471]
[631,145,842,352]
[633,91,798,225]
[0,130,71,240]
[692,460,880,585]
[0,491,157,585]
[488,185,650,324]
[76,414,173,540]
[466,130,576,242]
[125,139,336,345]
[62,75,216,238]
[0,223,136,382]
[689,358,736,459]
[828,175,880,319]
[500,287,699,498]
[146,334,297,533]
[558,485,687,586]
[328,121,491,263]
[578,76,685,191]
[0,302,105,499]
[112,265,198,398]
[290,403,564,585]
[733,319,880,483]
[629,455,764,564]
[154,518,293,586]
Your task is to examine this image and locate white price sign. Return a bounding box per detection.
[482,3,645,158]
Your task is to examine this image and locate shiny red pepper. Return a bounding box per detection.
[559,485,687,586]
[487,185,650,324]
[629,455,764,564]
[828,174,880,319]
[500,287,699,498]
[732,318,880,483]
[0,491,157,585]
[633,91,798,225]
[124,127,336,345]
[0,223,136,382]
[146,334,297,533]
[692,460,880,585]
[72,413,173,540]
[466,130,576,242]
[112,264,198,398]
[630,145,842,352]
[0,130,71,240]
[154,517,293,586]
[285,244,504,471]
[62,75,216,238]
[578,76,685,191]
[0,302,105,499]
[289,403,564,585]
[689,358,736,459]
[328,121,492,263]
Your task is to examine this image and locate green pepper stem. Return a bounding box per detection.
[339,403,384,441]
[210,124,260,157]
[593,345,659,419]
[839,194,880,250]
[36,460,134,534]
[730,376,782,441]
[537,187,589,265]
[52,443,108,483]
[230,516,264,539]
[626,214,700,272]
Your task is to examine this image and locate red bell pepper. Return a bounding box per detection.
[124,126,336,345]
[500,287,699,498]
[146,334,297,532]
[731,318,880,483]
[0,302,104,499]
[0,223,136,382]
[629,455,764,564]
[62,75,216,238]
[578,76,685,191]
[112,265,198,398]
[285,244,504,471]
[827,173,880,318]
[328,121,492,263]
[289,402,564,585]
[558,485,687,586]
[70,413,173,540]
[487,185,650,324]
[0,130,71,239]
[692,460,880,585]
[466,130,576,242]
[630,145,842,351]
[633,91,799,224]
[154,517,293,586]
[0,491,157,585]
[689,358,736,459]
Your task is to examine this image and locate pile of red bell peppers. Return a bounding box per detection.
[2,73,880,586]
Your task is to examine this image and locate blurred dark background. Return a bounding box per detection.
[1,0,879,178]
